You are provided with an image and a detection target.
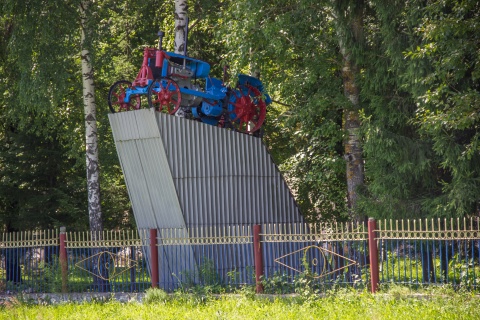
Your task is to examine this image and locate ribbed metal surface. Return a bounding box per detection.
[155,112,303,226]
[110,109,303,227]
[109,110,187,229]
[109,110,195,287]
[109,109,303,290]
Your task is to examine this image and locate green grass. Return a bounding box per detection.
[1,290,479,320]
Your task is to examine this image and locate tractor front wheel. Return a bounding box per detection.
[108,80,141,113]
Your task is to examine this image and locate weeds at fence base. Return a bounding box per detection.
[143,288,169,304]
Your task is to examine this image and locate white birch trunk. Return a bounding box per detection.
[174,0,188,54]
[80,0,102,233]
[174,0,188,117]
[80,0,109,291]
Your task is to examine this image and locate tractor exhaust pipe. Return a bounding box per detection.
[157,31,165,50]
[156,31,165,68]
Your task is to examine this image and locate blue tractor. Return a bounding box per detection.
[108,31,271,134]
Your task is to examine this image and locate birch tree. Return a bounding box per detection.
[80,0,109,291]
[174,0,188,54]
[331,0,365,222]
[80,0,103,233]
[173,0,188,117]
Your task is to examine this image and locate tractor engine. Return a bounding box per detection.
[169,65,203,108]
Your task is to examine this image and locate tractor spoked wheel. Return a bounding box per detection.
[228,85,266,134]
[108,80,141,113]
[147,77,181,114]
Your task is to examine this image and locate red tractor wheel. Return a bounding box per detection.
[147,77,181,114]
[108,80,141,113]
[228,85,267,134]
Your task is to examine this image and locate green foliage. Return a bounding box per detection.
[143,288,169,304]
[38,258,64,293]
[0,121,88,230]
[2,0,480,228]
[215,0,350,221]
[293,253,320,300]
[174,257,223,294]
[0,0,137,230]
[406,0,480,217]
[353,0,480,219]
[261,272,293,294]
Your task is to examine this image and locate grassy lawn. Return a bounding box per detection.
[0,289,479,320]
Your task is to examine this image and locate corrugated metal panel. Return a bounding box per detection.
[109,109,186,229]
[108,110,196,287]
[109,109,303,290]
[155,112,303,226]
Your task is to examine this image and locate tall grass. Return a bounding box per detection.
[0,290,479,320]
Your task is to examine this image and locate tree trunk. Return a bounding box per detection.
[80,0,102,233]
[333,0,365,222]
[174,0,188,54]
[80,0,109,292]
[173,0,188,118]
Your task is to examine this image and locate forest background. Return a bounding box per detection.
[0,0,479,232]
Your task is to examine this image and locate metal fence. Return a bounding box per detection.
[0,229,151,294]
[377,218,480,289]
[0,230,60,293]
[0,218,479,294]
[260,222,370,293]
[63,229,151,293]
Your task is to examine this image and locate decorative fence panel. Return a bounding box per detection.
[1,218,479,294]
[260,222,370,293]
[64,229,150,293]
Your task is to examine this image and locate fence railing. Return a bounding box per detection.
[376,218,480,291]
[0,218,479,294]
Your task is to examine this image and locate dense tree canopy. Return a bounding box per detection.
[1,0,479,230]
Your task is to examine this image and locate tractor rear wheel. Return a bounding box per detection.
[147,77,182,114]
[228,85,266,134]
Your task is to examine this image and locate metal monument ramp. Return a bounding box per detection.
[108,109,303,289]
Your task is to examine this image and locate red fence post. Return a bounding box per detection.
[253,224,264,294]
[59,226,68,293]
[150,228,159,288]
[368,218,380,293]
